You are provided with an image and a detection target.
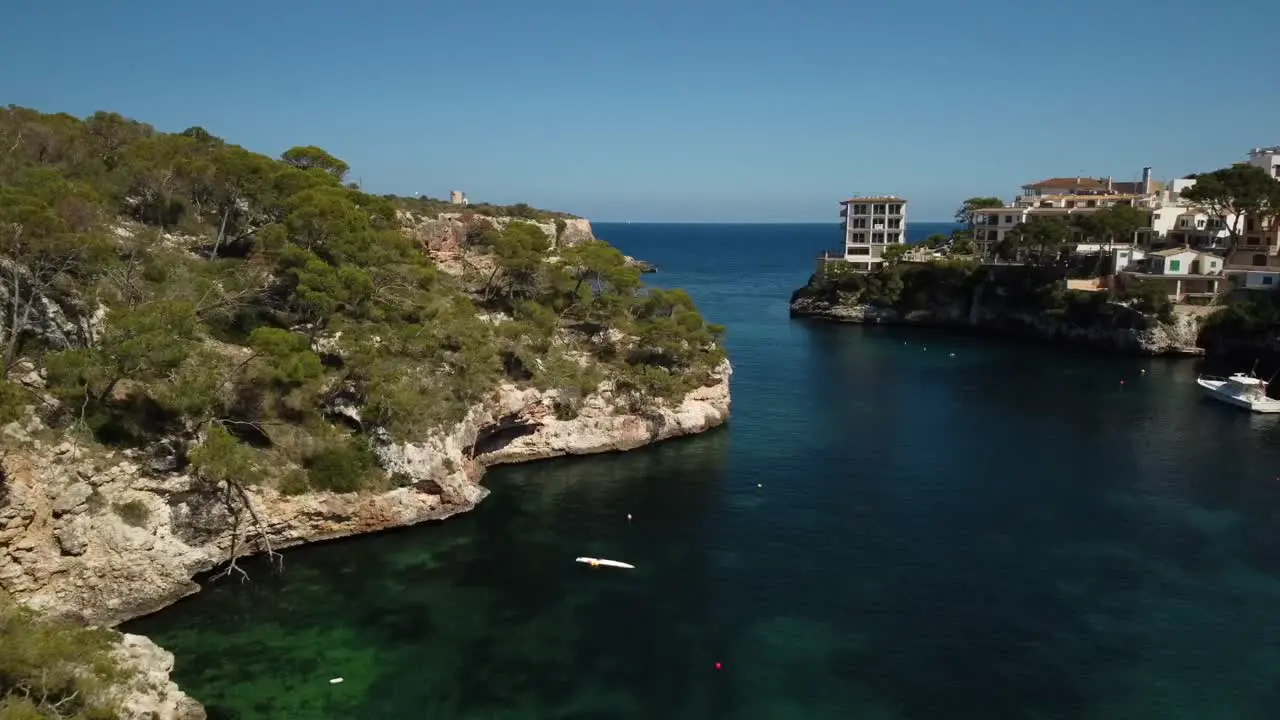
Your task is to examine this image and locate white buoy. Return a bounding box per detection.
[329,678,344,685]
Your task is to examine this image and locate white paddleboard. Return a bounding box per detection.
[575,556,635,569]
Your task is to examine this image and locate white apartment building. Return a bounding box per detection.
[838,196,908,271]
[1248,147,1280,180]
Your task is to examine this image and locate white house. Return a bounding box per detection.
[1122,246,1225,302]
[1230,268,1280,291]
[1147,247,1222,276]
[1112,247,1146,273]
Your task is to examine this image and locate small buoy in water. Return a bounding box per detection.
[949,352,956,358]
[1120,380,1125,385]
[1140,369,1147,374]
[757,483,762,488]
[329,678,344,685]
[715,662,723,671]
[626,513,632,522]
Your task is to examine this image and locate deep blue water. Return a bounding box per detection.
[127,222,1280,719]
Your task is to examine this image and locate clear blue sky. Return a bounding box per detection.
[3,0,1278,222]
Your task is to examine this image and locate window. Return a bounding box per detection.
[1255,254,1267,266]
[1274,166,1279,178]
[850,232,866,243]
[846,246,870,256]
[888,204,903,214]
[1265,276,1275,285]
[1169,259,1181,272]
[887,218,902,229]
[886,232,900,243]
[1005,215,1015,224]
[873,204,887,214]
[871,233,885,244]
[852,218,867,229]
[853,204,868,215]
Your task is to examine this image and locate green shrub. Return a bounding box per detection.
[0,594,123,719]
[304,442,379,493]
[277,469,311,497]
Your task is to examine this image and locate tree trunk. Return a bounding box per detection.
[209,203,232,260]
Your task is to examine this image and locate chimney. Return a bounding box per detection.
[1142,167,1153,195]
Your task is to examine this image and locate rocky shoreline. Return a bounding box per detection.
[0,362,730,719]
[789,278,1203,357]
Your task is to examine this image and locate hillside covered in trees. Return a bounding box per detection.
[0,105,725,497]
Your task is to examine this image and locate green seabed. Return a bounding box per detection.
[126,223,1280,719]
[130,431,751,719]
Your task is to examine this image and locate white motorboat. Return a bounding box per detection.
[575,557,635,569]
[1195,373,1280,413]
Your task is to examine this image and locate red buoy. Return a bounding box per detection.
[715,662,723,670]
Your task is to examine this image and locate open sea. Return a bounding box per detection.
[127,222,1280,719]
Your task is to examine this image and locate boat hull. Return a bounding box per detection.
[1195,378,1280,413]
[575,557,636,569]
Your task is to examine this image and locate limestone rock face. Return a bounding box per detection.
[398,212,597,274]
[110,633,207,720]
[479,359,732,464]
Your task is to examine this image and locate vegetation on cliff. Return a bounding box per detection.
[0,106,725,500]
[798,259,1175,324]
[0,591,122,719]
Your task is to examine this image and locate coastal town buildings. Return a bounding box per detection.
[449,190,469,205]
[832,195,908,272]
[971,169,1163,255]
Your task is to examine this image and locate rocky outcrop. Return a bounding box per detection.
[0,258,106,351]
[790,277,1203,356]
[399,212,594,253]
[110,633,207,719]
[623,256,657,273]
[0,361,730,628]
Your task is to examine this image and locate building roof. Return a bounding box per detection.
[1151,245,1214,257]
[1024,177,1110,191]
[1022,177,1163,195]
[840,196,906,204]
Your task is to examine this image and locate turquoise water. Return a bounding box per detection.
[127,223,1280,719]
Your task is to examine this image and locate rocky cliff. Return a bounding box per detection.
[110,634,207,719]
[789,265,1202,356]
[0,360,731,629]
[400,211,594,255]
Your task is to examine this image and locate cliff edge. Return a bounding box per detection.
[0,361,731,628]
[789,261,1201,356]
